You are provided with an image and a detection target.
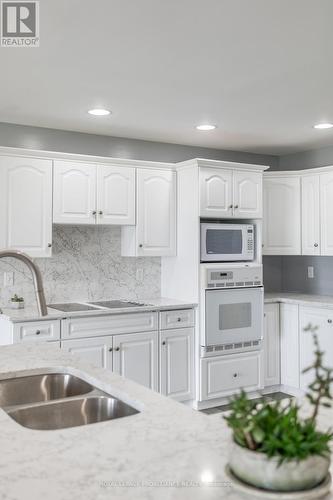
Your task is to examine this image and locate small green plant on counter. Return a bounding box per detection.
[224,324,333,464]
[10,294,24,303]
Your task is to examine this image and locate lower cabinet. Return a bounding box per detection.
[160,328,194,401]
[113,331,158,391]
[200,351,263,401]
[263,303,280,387]
[299,306,333,390]
[61,336,113,370]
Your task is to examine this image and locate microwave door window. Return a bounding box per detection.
[206,229,242,255]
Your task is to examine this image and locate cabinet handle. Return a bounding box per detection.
[92,210,97,216]
[328,319,332,324]
[139,244,143,248]
[314,243,319,248]
[162,341,166,346]
[99,210,103,215]
[47,243,52,248]
[177,317,182,322]
[229,205,233,209]
[234,205,239,209]
[115,347,120,351]
[35,330,41,335]
[108,347,113,352]
[233,373,238,378]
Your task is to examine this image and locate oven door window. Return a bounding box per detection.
[206,229,242,255]
[219,303,251,330]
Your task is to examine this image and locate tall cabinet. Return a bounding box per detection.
[0,156,53,257]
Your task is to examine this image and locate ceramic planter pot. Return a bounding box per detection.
[10,301,24,309]
[229,442,330,492]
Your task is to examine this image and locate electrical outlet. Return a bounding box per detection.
[136,268,144,281]
[3,272,14,287]
[308,266,314,279]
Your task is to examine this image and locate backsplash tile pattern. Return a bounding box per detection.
[0,226,161,307]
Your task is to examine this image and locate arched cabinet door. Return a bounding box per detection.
[53,161,97,224]
[200,168,233,217]
[96,165,135,225]
[233,171,262,218]
[0,156,53,257]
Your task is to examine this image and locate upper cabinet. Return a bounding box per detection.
[302,175,320,255]
[200,167,263,219]
[263,176,301,255]
[121,169,176,257]
[53,161,135,226]
[320,172,333,256]
[0,156,53,258]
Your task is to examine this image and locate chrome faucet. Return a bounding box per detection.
[0,250,48,316]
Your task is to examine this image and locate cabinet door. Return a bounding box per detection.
[113,331,158,390]
[263,176,301,255]
[160,328,194,402]
[97,165,135,225]
[320,172,333,256]
[61,336,113,370]
[302,175,320,255]
[280,303,299,389]
[233,171,262,219]
[263,303,280,387]
[136,169,176,256]
[0,156,52,258]
[299,307,333,390]
[53,161,96,224]
[200,168,233,218]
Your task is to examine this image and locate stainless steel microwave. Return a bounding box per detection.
[200,223,254,262]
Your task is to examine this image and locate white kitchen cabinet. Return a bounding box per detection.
[96,165,135,225]
[53,161,97,224]
[302,175,320,255]
[233,171,262,218]
[299,306,333,390]
[0,156,53,258]
[200,351,263,400]
[200,168,233,218]
[113,331,158,390]
[263,303,280,387]
[280,303,299,389]
[263,176,301,255]
[61,336,113,369]
[160,328,194,401]
[121,169,176,256]
[53,161,136,226]
[320,172,333,256]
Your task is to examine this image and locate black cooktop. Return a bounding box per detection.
[88,300,146,309]
[48,303,100,312]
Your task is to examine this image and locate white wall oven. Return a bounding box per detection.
[200,222,254,262]
[201,265,263,357]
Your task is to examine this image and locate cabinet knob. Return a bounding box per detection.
[99,210,103,215]
[177,317,182,322]
[314,243,319,248]
[233,373,238,378]
[139,244,143,248]
[47,243,52,248]
[35,330,41,335]
[115,347,120,351]
[92,210,97,216]
[229,205,233,209]
[108,347,113,352]
[162,341,166,346]
[328,319,332,324]
[234,205,239,209]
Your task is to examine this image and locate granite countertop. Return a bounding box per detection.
[265,292,333,308]
[0,297,197,323]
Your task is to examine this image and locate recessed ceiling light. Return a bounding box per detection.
[88,108,111,116]
[314,123,333,129]
[196,124,216,131]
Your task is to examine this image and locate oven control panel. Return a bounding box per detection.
[206,265,263,289]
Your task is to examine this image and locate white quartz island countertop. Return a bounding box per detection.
[0,297,197,323]
[265,292,333,307]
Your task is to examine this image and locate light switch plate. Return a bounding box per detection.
[307,266,314,279]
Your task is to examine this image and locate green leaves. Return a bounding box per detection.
[224,326,333,463]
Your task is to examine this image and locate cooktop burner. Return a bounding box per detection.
[88,300,146,309]
[48,303,100,312]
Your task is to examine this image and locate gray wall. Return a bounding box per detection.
[0,122,278,166]
[279,144,333,170]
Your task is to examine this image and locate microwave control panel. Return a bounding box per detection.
[206,265,263,289]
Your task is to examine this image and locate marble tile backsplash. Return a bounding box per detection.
[0,226,161,307]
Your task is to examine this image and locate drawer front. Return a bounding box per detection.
[200,351,263,400]
[13,320,60,343]
[62,312,158,339]
[160,309,194,330]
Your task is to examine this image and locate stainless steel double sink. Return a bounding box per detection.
[0,372,139,430]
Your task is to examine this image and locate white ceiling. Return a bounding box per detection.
[1,0,333,155]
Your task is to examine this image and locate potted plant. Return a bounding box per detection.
[225,326,333,493]
[10,294,25,309]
